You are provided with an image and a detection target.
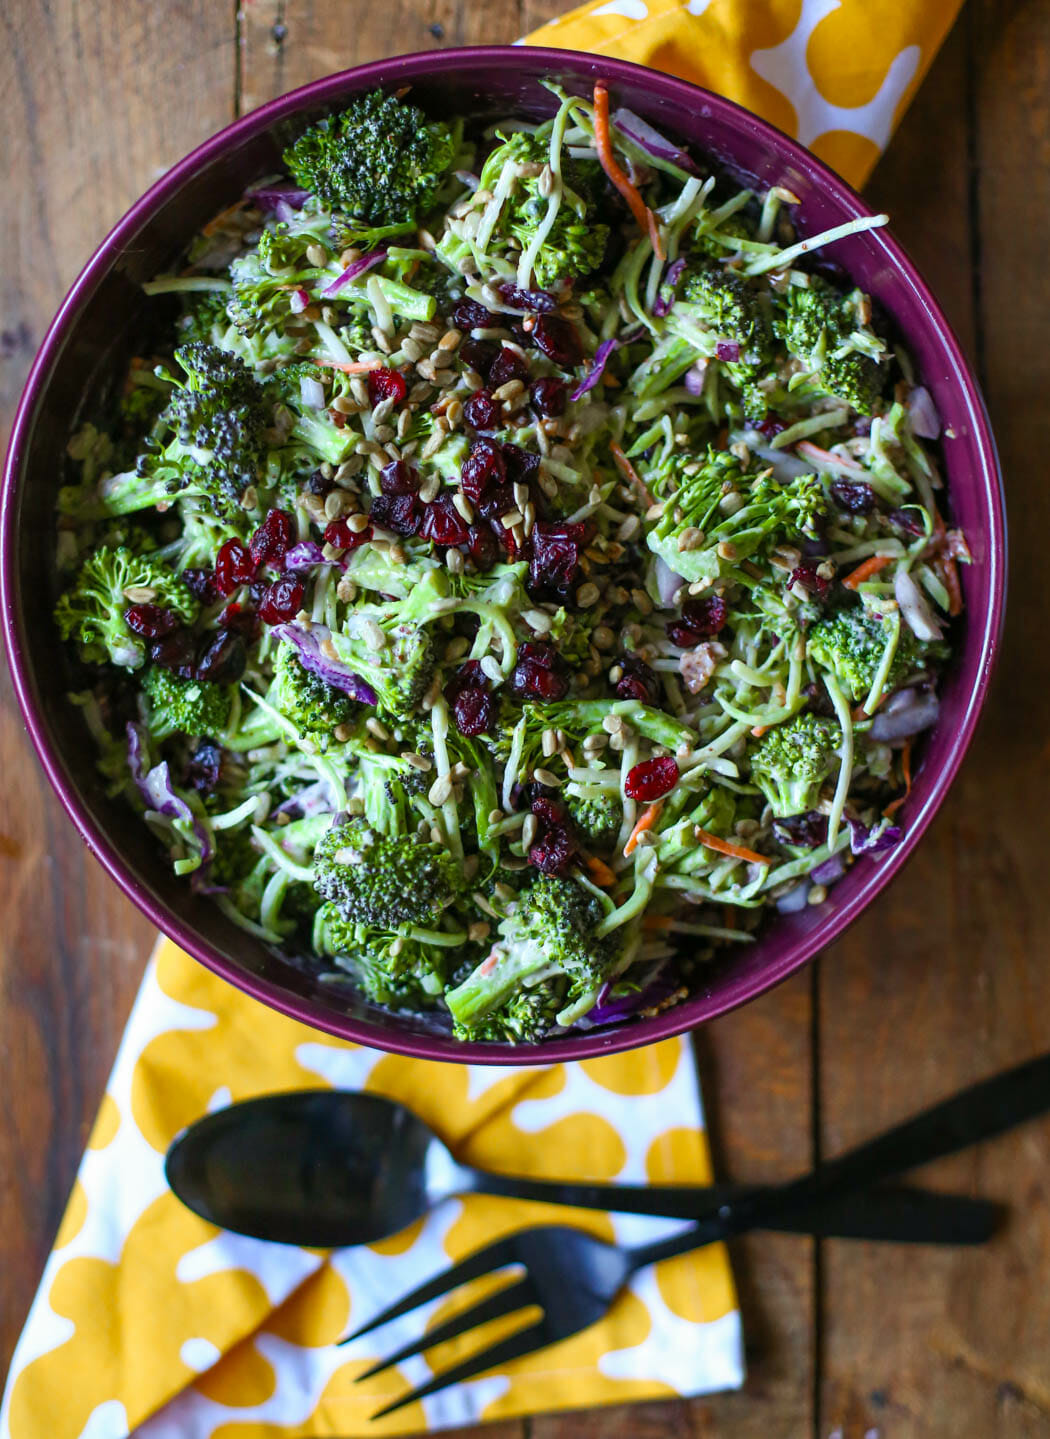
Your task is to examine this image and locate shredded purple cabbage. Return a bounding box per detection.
[283,541,338,572]
[584,963,677,1027]
[126,723,212,863]
[569,338,619,402]
[611,108,700,175]
[321,250,387,297]
[811,851,846,886]
[245,185,310,213]
[848,817,904,856]
[272,622,378,705]
[652,257,686,318]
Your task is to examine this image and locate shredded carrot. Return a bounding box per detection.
[642,914,674,932]
[624,801,663,856]
[722,906,737,931]
[714,426,730,452]
[314,358,383,373]
[593,83,665,260]
[694,828,772,865]
[750,724,768,739]
[928,505,963,616]
[202,199,247,237]
[883,740,913,818]
[584,855,617,888]
[851,703,868,722]
[841,554,893,590]
[478,950,500,978]
[609,441,654,507]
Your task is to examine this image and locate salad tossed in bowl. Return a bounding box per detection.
[53,82,969,1042]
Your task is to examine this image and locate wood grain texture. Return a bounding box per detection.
[2,3,1047,1437]
[0,0,235,1382]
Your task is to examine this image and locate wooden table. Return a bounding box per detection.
[2,2,1046,1434]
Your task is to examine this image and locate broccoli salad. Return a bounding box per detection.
[54,82,970,1043]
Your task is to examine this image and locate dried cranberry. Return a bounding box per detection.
[495,282,558,313]
[183,567,218,603]
[421,493,470,548]
[459,336,498,375]
[124,603,179,638]
[248,508,295,571]
[248,575,271,606]
[324,518,373,551]
[667,594,728,647]
[530,376,567,417]
[329,409,347,430]
[149,628,197,676]
[487,345,529,390]
[529,796,577,875]
[787,563,831,601]
[501,444,541,486]
[888,508,925,538]
[444,660,486,702]
[219,602,259,639]
[368,367,407,406]
[370,494,422,536]
[463,388,500,431]
[830,479,877,515]
[615,655,660,705]
[756,416,786,439]
[528,521,588,600]
[624,755,679,802]
[258,575,305,625]
[476,483,516,525]
[509,641,570,702]
[379,459,420,496]
[214,538,255,596]
[466,523,499,571]
[773,811,829,848]
[306,469,334,496]
[461,437,506,504]
[532,314,582,368]
[187,741,223,793]
[452,686,496,736]
[452,298,494,331]
[195,630,247,685]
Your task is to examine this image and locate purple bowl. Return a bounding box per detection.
[0,47,1005,1065]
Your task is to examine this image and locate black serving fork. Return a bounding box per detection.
[343,1049,1050,1418]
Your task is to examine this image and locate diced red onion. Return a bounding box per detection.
[274,779,338,819]
[870,687,940,741]
[683,362,708,396]
[271,622,378,705]
[299,374,326,410]
[775,882,811,913]
[454,170,480,190]
[907,385,941,440]
[894,568,943,642]
[612,108,700,175]
[715,339,741,362]
[289,288,310,315]
[321,249,387,298]
[569,338,619,402]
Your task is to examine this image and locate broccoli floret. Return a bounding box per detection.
[775,276,886,416]
[446,875,617,1041]
[271,642,356,739]
[284,90,456,225]
[323,576,445,719]
[54,547,197,670]
[104,344,270,522]
[644,446,826,583]
[316,904,449,1008]
[807,605,931,704]
[667,262,775,416]
[312,816,465,930]
[142,667,232,740]
[456,986,566,1044]
[473,130,609,289]
[208,825,266,908]
[177,289,233,345]
[267,360,356,466]
[227,225,325,337]
[566,792,621,851]
[748,713,840,818]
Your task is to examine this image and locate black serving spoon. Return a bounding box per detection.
[165,1088,1006,1248]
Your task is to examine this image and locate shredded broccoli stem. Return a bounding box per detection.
[823,671,854,847]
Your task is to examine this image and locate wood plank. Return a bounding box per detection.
[0,0,234,1383]
[818,11,1050,1436]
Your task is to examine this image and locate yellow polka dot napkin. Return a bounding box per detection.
[2,942,740,1438]
[526,0,964,190]
[3,4,962,1434]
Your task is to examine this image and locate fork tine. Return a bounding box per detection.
[369,1319,550,1421]
[354,1275,536,1382]
[338,1234,521,1345]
